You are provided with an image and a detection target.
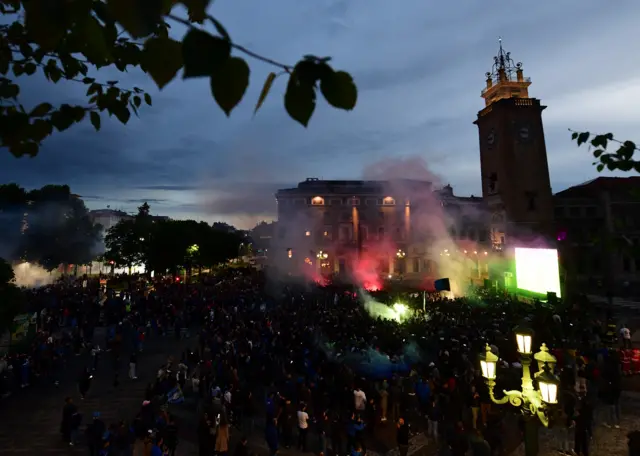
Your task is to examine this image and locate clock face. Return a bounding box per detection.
[518,126,531,142]
[487,130,496,145]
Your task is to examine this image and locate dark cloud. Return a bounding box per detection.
[200,182,288,217]
[136,184,201,191]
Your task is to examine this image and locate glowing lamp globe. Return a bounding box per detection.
[537,367,560,404]
[479,344,498,380]
[514,325,534,355]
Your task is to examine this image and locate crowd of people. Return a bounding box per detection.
[1,268,638,456]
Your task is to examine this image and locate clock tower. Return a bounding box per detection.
[474,39,554,249]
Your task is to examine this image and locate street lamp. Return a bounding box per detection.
[316,250,328,260]
[478,329,560,456]
[396,249,406,258]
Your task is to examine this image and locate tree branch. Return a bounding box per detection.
[166,13,292,72]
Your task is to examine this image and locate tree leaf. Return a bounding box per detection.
[83,15,110,63]
[576,131,590,146]
[90,111,101,131]
[113,104,131,124]
[24,63,37,75]
[254,72,276,116]
[30,102,53,117]
[142,36,183,89]
[107,0,166,39]
[320,70,357,110]
[23,0,66,50]
[284,72,316,127]
[144,93,152,106]
[182,29,231,79]
[182,0,211,23]
[210,57,250,116]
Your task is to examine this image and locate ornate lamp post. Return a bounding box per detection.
[478,327,560,456]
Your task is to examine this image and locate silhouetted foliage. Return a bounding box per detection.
[1,0,358,157]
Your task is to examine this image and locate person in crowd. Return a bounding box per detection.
[620,324,632,349]
[129,351,138,380]
[265,417,279,456]
[427,397,441,444]
[297,402,310,452]
[215,412,231,456]
[60,396,80,446]
[573,398,593,456]
[163,415,179,456]
[86,411,106,456]
[396,417,410,456]
[78,367,92,399]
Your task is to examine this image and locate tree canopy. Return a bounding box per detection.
[0,183,102,269]
[104,201,244,274]
[1,0,358,157]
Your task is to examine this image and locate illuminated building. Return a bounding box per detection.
[274,178,490,283]
[89,209,134,233]
[554,177,640,296]
[474,39,555,249]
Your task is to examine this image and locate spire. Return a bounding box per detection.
[486,37,523,84]
[481,38,530,106]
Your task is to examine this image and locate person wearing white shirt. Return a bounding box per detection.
[354,388,367,411]
[297,404,309,452]
[621,325,632,349]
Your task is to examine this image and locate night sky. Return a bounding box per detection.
[1,0,638,228]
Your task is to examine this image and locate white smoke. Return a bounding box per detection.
[12,262,58,287]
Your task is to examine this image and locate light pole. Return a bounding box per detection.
[478,327,560,456]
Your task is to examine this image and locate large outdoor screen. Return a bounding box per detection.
[514,247,561,298]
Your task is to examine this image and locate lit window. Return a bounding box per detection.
[311,196,324,205]
[305,231,311,237]
[383,196,395,206]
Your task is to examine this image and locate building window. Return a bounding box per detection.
[395,258,406,274]
[569,207,581,217]
[305,230,311,237]
[377,226,385,240]
[323,226,332,240]
[329,198,341,206]
[424,259,432,273]
[340,211,351,222]
[360,225,369,240]
[311,196,324,205]
[586,206,596,217]
[351,197,360,206]
[339,225,352,241]
[412,258,420,273]
[478,230,487,242]
[554,207,564,218]
[382,196,395,206]
[366,198,377,206]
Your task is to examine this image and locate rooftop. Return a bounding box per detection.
[554,176,640,199]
